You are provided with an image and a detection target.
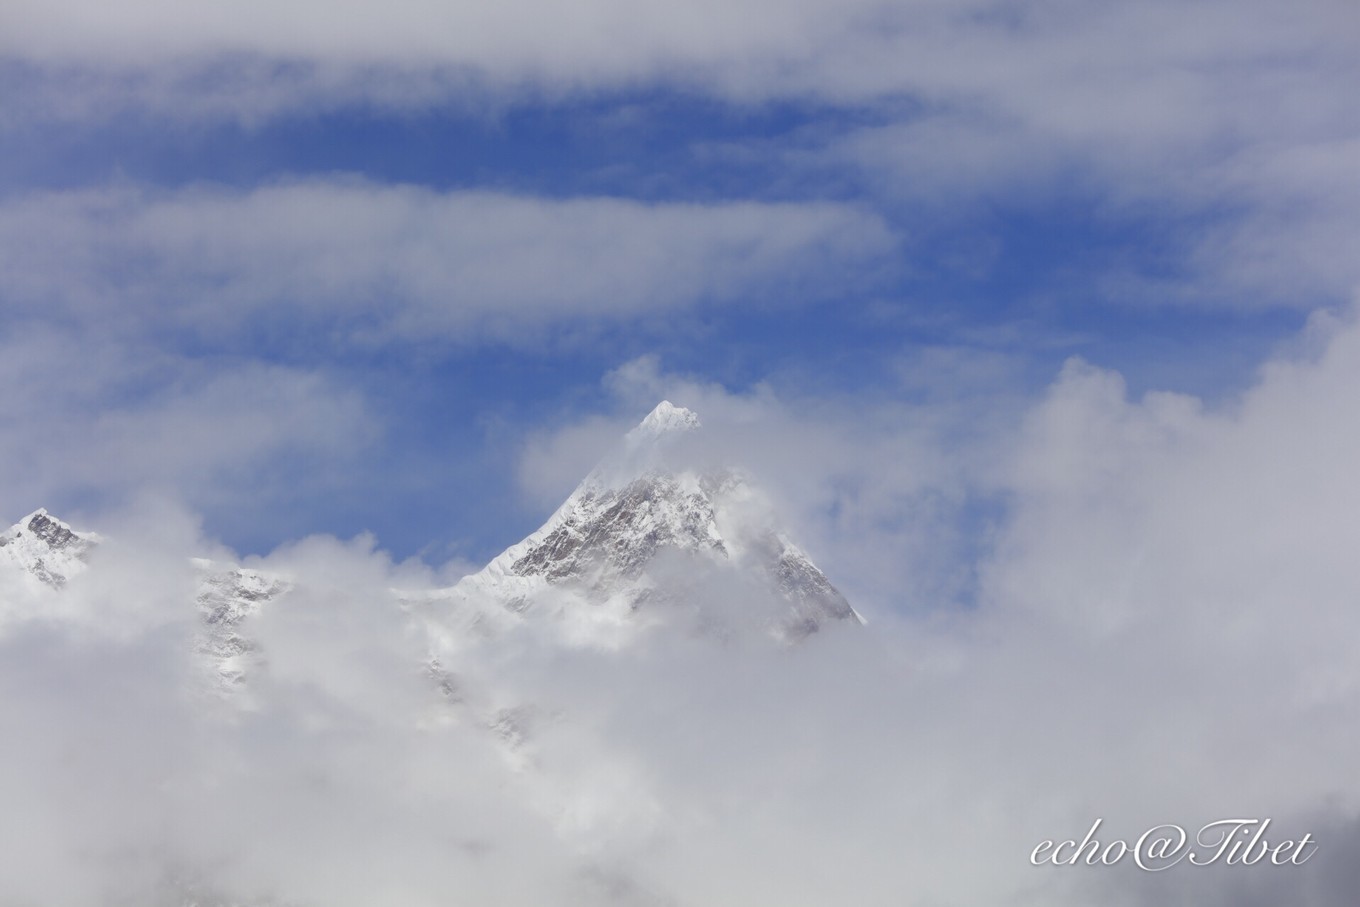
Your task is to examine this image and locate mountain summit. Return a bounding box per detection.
[0,508,99,590]
[451,402,859,645]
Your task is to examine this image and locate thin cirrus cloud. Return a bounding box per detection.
[0,180,897,345]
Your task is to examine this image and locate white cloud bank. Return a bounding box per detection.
[4,303,1360,904]
[507,303,1360,903]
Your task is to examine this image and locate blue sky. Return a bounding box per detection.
[1,0,1357,573]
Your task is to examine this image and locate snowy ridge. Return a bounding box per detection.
[193,558,293,699]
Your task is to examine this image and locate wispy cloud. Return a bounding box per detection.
[0,323,373,521]
[0,180,896,345]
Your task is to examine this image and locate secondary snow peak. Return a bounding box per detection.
[0,508,100,589]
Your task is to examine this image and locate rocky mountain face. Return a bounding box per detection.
[193,558,293,696]
[0,508,100,590]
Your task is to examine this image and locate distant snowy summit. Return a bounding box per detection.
[447,401,859,645]
[0,508,100,590]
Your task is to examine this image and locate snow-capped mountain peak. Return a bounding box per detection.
[447,402,857,645]
[0,508,100,589]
